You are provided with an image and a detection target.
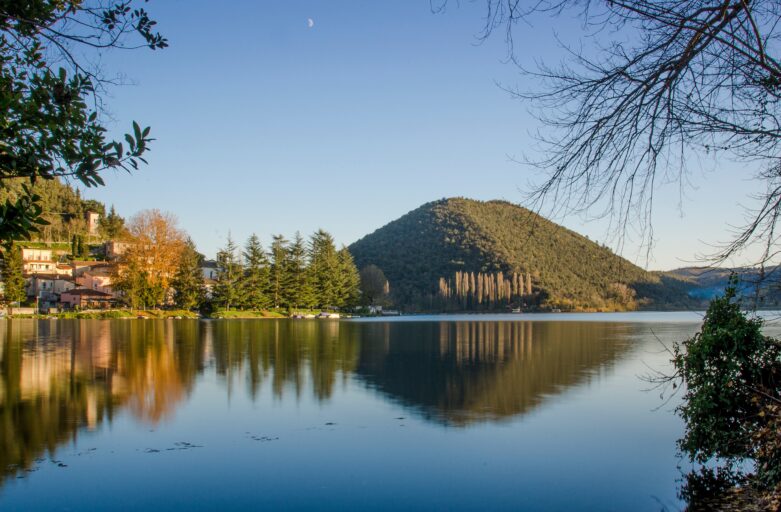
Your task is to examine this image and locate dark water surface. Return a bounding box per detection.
[0,315,715,510]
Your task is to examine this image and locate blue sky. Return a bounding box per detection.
[81,1,760,270]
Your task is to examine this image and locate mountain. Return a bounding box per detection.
[349,198,696,311]
[666,266,781,307]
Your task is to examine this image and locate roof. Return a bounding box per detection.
[26,273,75,282]
[201,260,218,268]
[83,264,113,275]
[72,260,105,267]
[61,288,112,298]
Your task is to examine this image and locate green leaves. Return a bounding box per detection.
[673,275,781,485]
[0,1,164,244]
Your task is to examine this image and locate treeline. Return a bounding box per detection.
[208,230,360,311]
[438,270,536,309]
[110,209,360,312]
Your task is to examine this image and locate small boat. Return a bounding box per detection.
[511,308,521,313]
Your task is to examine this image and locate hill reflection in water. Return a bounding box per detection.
[354,321,634,425]
[0,318,637,484]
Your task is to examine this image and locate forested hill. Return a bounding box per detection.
[349,198,694,311]
[0,178,119,242]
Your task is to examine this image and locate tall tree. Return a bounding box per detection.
[268,235,289,309]
[2,244,25,311]
[212,235,243,311]
[286,232,315,309]
[359,265,389,306]
[112,210,186,308]
[0,1,166,244]
[100,206,126,239]
[336,247,360,309]
[309,229,340,308]
[241,234,270,310]
[172,238,205,311]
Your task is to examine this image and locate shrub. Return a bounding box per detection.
[674,276,781,484]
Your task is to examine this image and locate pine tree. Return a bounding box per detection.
[172,238,205,310]
[212,235,243,310]
[2,244,25,311]
[309,229,340,308]
[100,205,126,239]
[286,232,315,309]
[268,234,289,309]
[336,246,360,309]
[241,234,270,310]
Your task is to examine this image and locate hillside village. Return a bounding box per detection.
[17,216,220,312]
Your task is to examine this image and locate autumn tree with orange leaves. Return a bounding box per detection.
[112,209,187,308]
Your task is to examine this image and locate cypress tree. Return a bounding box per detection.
[2,244,25,311]
[241,234,270,310]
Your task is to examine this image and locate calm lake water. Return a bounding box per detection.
[1,313,771,511]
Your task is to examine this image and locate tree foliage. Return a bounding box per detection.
[172,238,205,311]
[112,209,185,308]
[0,1,165,244]
[673,277,781,490]
[212,235,243,311]
[1,243,25,307]
[359,264,390,306]
[241,234,270,310]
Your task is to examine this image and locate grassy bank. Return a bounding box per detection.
[9,309,200,319]
[210,309,289,319]
[8,308,339,320]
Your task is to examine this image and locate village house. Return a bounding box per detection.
[75,263,113,295]
[21,247,56,274]
[60,288,114,309]
[26,274,77,311]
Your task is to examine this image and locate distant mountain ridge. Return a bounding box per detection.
[665,266,781,307]
[349,198,695,311]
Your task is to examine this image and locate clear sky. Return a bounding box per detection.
[81,1,761,270]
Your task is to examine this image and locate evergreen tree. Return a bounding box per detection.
[268,235,289,309]
[309,229,340,308]
[111,258,157,309]
[212,235,243,310]
[286,232,315,309]
[2,244,25,311]
[172,238,205,310]
[336,246,360,309]
[241,234,270,310]
[100,205,126,239]
[79,235,90,259]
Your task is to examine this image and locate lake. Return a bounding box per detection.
[0,313,758,510]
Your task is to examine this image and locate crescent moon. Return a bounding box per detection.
[307,18,315,29]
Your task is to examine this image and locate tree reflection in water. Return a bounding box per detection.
[0,318,633,484]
